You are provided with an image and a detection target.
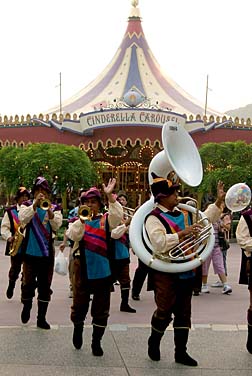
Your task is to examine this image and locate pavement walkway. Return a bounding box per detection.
[0,240,251,375]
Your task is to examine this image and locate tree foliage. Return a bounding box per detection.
[198,141,252,196]
[0,144,97,199]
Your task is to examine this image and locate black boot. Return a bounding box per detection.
[247,309,252,354]
[174,328,198,366]
[91,325,105,356]
[148,314,170,361]
[148,328,164,361]
[37,301,50,329]
[120,289,136,313]
[6,280,16,299]
[21,300,32,324]
[73,323,84,350]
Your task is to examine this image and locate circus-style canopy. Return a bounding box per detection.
[48,1,222,118]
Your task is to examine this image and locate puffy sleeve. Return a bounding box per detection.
[203,203,222,224]
[49,210,63,232]
[107,201,123,230]
[66,219,84,242]
[145,215,179,255]
[236,216,252,255]
[0,211,11,241]
[18,204,36,227]
[111,224,128,239]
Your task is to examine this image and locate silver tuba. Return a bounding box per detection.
[129,121,215,273]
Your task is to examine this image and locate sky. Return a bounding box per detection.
[0,0,251,117]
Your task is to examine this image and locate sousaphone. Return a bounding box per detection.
[129,121,215,273]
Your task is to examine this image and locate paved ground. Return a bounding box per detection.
[0,239,251,375]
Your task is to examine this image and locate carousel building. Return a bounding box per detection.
[1,1,252,205]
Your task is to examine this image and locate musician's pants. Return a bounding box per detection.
[132,259,149,295]
[152,271,193,329]
[21,256,54,303]
[113,262,131,289]
[9,254,23,281]
[71,258,111,328]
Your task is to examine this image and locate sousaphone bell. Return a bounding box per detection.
[129,121,215,273]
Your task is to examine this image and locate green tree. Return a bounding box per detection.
[0,144,97,205]
[198,141,252,197]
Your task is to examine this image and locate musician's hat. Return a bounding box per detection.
[32,176,51,194]
[15,187,30,200]
[151,173,180,203]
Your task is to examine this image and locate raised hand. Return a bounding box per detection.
[102,178,116,196]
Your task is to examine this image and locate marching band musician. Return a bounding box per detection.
[66,179,123,356]
[145,174,225,366]
[1,187,30,299]
[236,209,252,354]
[18,176,63,329]
[110,191,136,313]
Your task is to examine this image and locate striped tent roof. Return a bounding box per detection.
[48,2,222,117]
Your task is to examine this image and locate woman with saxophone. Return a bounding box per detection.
[146,174,225,367]
[1,187,30,299]
[66,179,123,356]
[18,176,62,329]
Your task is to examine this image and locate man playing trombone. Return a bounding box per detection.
[146,174,225,366]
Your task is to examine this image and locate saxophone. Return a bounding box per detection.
[9,226,25,256]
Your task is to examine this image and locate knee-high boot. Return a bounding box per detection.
[37,301,50,329]
[174,328,198,366]
[91,325,106,356]
[120,288,136,313]
[73,323,84,350]
[247,309,252,354]
[148,315,169,361]
[6,280,16,299]
[21,300,33,324]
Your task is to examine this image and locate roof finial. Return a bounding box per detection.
[130,0,140,17]
[131,0,139,7]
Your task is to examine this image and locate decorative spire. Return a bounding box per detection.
[129,0,140,18]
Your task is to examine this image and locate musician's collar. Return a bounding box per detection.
[156,203,180,213]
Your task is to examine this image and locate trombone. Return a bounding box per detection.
[121,206,135,218]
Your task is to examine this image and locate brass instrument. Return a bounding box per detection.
[121,206,135,218]
[78,205,92,221]
[40,198,51,210]
[9,226,25,256]
[129,121,215,273]
[164,196,212,261]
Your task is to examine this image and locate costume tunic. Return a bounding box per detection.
[66,201,123,327]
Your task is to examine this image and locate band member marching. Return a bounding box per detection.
[18,176,63,329]
[66,178,123,355]
[110,195,136,313]
[1,187,30,299]
[145,174,225,366]
[236,208,252,354]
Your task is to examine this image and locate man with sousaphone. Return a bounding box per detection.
[144,175,226,366]
[129,121,227,367]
